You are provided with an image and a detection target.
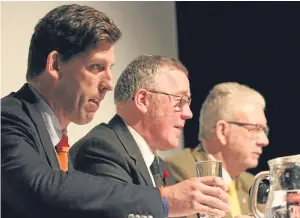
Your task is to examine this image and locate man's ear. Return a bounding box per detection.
[215,120,229,146]
[46,51,60,80]
[134,89,150,114]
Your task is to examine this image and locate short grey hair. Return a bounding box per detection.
[114,54,188,103]
[199,82,266,141]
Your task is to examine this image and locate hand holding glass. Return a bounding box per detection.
[195,160,223,218]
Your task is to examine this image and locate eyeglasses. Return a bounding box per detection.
[146,89,191,110]
[226,121,270,137]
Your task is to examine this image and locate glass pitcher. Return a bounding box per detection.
[250,155,300,218]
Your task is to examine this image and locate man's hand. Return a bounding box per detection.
[160,176,230,217]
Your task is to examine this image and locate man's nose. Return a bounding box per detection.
[257,131,269,147]
[100,70,114,91]
[181,105,193,120]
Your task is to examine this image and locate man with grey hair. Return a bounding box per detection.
[71,55,230,218]
[165,82,269,218]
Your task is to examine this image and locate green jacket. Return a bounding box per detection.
[164,146,255,218]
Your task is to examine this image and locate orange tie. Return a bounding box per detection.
[55,134,69,172]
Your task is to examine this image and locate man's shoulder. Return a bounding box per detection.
[88,122,116,136]
[164,148,198,179]
[1,89,34,127]
[237,171,255,190]
[70,116,130,156]
[164,148,194,164]
[72,122,118,150]
[83,114,124,138]
[1,84,33,113]
[239,171,255,181]
[1,91,22,112]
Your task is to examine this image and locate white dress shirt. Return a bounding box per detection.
[29,84,62,147]
[126,124,156,186]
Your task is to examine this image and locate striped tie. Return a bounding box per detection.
[150,156,164,187]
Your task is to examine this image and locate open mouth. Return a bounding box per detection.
[89,98,100,106]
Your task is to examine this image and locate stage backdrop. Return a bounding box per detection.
[177,2,300,174]
[1,1,182,157]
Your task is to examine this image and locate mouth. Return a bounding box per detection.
[253,152,262,157]
[89,98,100,106]
[174,125,184,133]
[174,125,183,130]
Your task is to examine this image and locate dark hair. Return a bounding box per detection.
[26,4,122,81]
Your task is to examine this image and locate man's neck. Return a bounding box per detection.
[29,81,69,129]
[210,152,243,180]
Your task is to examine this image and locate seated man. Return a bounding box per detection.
[71,54,230,218]
[165,82,270,218]
[2,4,188,218]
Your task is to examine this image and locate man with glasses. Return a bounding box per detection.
[165,82,269,218]
[70,55,230,218]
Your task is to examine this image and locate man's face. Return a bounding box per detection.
[55,43,115,125]
[226,101,269,169]
[145,69,193,151]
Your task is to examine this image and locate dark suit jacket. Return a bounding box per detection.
[71,114,178,187]
[1,84,164,218]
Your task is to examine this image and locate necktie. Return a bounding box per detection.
[150,156,164,187]
[55,133,69,172]
[228,181,242,217]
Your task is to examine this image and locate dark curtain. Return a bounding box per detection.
[177,2,300,175]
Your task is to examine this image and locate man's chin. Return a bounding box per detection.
[247,159,259,169]
[169,140,181,150]
[159,141,179,151]
[73,115,94,125]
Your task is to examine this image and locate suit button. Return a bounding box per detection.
[141,216,147,218]
[128,214,135,218]
[135,215,140,218]
[148,216,153,218]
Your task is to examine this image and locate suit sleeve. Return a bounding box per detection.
[1,110,164,218]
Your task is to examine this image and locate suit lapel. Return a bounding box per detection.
[109,115,154,186]
[17,84,60,169]
[236,175,251,214]
[192,147,210,163]
[159,158,178,186]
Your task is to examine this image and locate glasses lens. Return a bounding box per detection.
[179,96,191,109]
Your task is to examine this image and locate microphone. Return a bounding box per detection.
[249,179,270,204]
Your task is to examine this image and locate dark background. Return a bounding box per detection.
[176,2,299,175]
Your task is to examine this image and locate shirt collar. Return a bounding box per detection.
[126,124,155,169]
[29,84,62,146]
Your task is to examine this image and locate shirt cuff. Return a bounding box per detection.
[162,197,169,217]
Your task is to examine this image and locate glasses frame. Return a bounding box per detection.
[146,89,191,111]
[226,121,270,136]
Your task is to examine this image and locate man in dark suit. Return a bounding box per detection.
[71,55,230,218]
[1,5,225,218]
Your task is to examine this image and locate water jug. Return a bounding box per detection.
[250,155,300,218]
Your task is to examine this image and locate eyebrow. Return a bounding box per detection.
[176,91,191,97]
[89,58,115,67]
